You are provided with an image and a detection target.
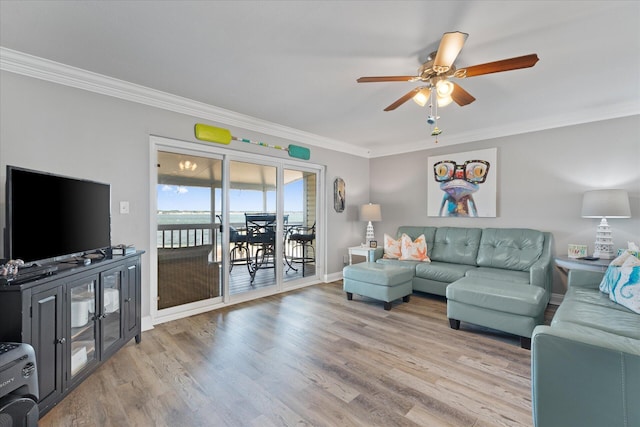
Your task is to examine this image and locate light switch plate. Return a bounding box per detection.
[120,201,130,214]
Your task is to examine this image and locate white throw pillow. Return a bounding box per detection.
[399,234,431,262]
[383,233,402,259]
[609,255,640,314]
[599,251,633,294]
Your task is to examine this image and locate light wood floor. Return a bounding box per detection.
[40,281,555,427]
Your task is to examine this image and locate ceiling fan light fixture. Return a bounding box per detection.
[179,160,197,171]
[437,95,453,107]
[436,80,454,97]
[412,88,431,107]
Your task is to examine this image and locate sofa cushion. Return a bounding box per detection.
[415,261,476,283]
[343,262,414,286]
[476,228,544,271]
[447,277,547,317]
[566,287,633,313]
[465,267,531,285]
[552,297,640,340]
[375,258,421,270]
[429,227,482,266]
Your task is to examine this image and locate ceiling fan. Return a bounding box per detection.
[357,32,539,111]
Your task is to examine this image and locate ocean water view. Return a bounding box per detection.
[157,211,305,248]
[158,211,304,226]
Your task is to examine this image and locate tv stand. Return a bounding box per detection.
[0,264,58,285]
[0,251,143,417]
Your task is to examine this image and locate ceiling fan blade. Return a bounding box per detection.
[450,82,475,106]
[462,54,539,77]
[357,76,417,83]
[384,88,421,111]
[433,31,468,72]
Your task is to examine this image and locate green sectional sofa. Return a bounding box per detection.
[371,226,554,348]
[531,269,640,427]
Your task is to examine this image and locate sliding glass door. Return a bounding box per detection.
[283,169,317,281]
[227,160,278,295]
[156,151,222,310]
[153,136,322,318]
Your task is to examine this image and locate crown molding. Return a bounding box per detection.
[0,47,371,158]
[368,100,640,158]
[3,47,638,160]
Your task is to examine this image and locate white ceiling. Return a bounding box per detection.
[1,1,639,157]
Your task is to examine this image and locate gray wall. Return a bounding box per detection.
[2,69,638,315]
[0,71,370,320]
[369,115,640,294]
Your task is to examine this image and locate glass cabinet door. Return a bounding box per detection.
[100,268,123,355]
[68,276,98,380]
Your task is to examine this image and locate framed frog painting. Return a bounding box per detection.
[427,148,497,217]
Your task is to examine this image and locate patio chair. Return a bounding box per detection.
[286,222,316,275]
[245,213,277,283]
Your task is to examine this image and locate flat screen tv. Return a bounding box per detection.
[5,166,111,265]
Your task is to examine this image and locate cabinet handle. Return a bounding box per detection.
[57,337,66,344]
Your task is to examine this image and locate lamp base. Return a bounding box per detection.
[593,217,615,259]
[365,221,375,244]
[593,251,614,260]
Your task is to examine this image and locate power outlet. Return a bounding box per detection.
[119,201,130,214]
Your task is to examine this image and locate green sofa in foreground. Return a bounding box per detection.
[531,269,640,427]
[369,226,554,348]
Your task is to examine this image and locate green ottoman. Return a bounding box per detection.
[446,276,548,349]
[343,262,414,310]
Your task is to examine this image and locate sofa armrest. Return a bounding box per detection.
[531,325,640,427]
[529,259,551,291]
[371,247,384,261]
[567,269,604,289]
[529,232,553,293]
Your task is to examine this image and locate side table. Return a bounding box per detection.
[554,256,610,274]
[554,256,610,291]
[348,246,377,265]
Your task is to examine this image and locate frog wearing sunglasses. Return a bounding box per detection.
[433,160,490,217]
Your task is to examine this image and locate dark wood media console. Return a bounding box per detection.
[0,251,143,417]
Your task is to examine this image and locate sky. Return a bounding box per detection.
[157,179,304,212]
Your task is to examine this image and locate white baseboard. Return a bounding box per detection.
[141,316,154,332]
[324,271,343,283]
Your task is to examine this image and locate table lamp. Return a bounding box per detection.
[581,189,631,259]
[360,203,382,244]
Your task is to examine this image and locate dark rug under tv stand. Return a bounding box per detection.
[0,251,144,417]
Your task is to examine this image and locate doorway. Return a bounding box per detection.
[156,151,222,310]
[152,136,323,321]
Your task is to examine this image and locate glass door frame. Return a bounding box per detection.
[150,135,325,325]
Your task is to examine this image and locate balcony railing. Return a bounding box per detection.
[157,223,218,249]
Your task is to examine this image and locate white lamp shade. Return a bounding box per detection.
[412,87,431,107]
[360,203,382,222]
[436,80,454,98]
[581,189,631,218]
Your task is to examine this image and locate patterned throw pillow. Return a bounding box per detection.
[600,251,634,294]
[400,233,431,262]
[608,255,640,314]
[383,233,402,259]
